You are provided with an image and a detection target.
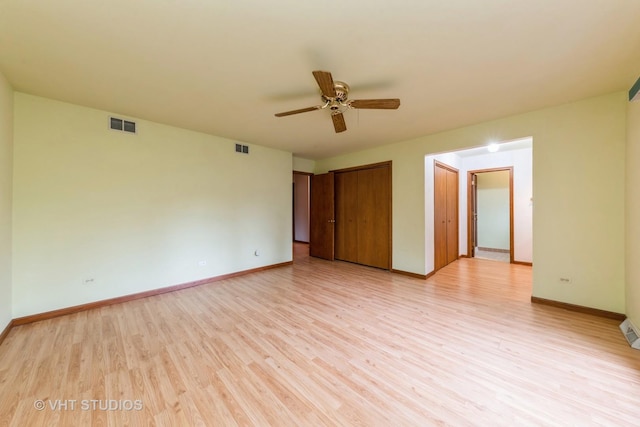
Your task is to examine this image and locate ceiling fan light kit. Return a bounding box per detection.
[275,70,400,133]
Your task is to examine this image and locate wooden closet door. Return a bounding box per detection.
[434,164,448,271]
[335,171,358,263]
[357,166,390,269]
[446,168,459,264]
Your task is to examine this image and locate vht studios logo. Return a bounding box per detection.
[34,399,143,411]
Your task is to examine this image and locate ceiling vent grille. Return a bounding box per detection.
[110,117,136,134]
[235,144,249,154]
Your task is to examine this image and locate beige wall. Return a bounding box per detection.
[12,93,292,317]
[0,71,13,330]
[4,89,633,320]
[316,92,626,313]
[293,157,315,173]
[626,100,640,330]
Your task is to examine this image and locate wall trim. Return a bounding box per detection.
[392,269,427,280]
[462,253,531,266]
[531,296,625,321]
[426,270,436,279]
[0,320,13,347]
[478,247,510,253]
[329,160,392,174]
[12,261,293,326]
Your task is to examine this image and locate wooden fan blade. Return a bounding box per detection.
[312,70,337,98]
[331,113,346,133]
[274,106,320,117]
[350,99,401,109]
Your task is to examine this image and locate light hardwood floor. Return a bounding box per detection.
[1,244,639,426]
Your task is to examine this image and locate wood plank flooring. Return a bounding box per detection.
[1,244,639,426]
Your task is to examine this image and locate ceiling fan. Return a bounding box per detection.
[274,70,400,133]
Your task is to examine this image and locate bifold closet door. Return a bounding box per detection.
[335,171,358,263]
[445,167,459,265]
[434,165,448,271]
[434,162,458,271]
[357,167,390,269]
[335,165,391,270]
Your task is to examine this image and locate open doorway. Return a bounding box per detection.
[293,171,311,259]
[293,172,311,242]
[468,168,513,263]
[424,137,532,275]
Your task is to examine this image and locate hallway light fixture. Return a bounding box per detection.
[487,143,500,153]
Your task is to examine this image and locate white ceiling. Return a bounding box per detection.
[1,1,639,160]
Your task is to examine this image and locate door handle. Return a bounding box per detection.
[328,219,335,223]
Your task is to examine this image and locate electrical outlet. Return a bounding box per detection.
[559,277,572,284]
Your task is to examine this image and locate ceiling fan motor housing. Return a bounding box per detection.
[333,81,350,101]
[323,81,350,110]
[321,81,349,105]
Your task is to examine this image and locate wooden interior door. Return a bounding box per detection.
[471,173,478,257]
[357,166,390,269]
[335,171,358,263]
[310,172,335,260]
[446,167,459,264]
[434,164,448,270]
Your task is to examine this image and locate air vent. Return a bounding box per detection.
[619,319,640,350]
[235,144,249,154]
[109,117,136,134]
